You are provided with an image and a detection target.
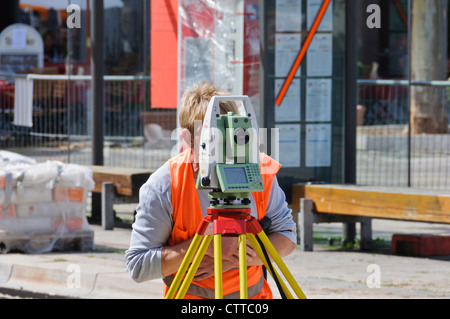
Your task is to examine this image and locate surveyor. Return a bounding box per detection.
[125,81,297,299]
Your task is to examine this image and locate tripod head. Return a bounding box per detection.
[196,96,264,207]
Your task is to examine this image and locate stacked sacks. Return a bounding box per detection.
[0,151,95,253]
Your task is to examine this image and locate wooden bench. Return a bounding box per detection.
[89,166,154,230]
[291,184,450,251]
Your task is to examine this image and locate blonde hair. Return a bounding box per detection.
[179,81,238,138]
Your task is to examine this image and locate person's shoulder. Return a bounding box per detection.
[259,153,281,175]
[142,162,171,194]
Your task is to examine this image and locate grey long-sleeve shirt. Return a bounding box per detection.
[125,162,297,283]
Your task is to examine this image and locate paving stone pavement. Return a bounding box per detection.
[0,219,449,299]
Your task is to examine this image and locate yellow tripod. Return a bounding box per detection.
[165,207,307,299]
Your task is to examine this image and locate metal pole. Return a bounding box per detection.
[343,0,358,246]
[67,0,72,163]
[407,0,412,187]
[143,0,150,168]
[259,0,268,136]
[91,0,104,166]
[89,0,104,225]
[345,1,357,185]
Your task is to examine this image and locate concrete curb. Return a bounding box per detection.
[0,259,163,299]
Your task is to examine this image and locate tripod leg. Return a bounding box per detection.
[165,233,203,299]
[176,235,213,299]
[238,234,248,299]
[256,231,307,299]
[214,234,223,299]
[246,233,294,299]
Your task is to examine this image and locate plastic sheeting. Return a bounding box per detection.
[0,151,95,254]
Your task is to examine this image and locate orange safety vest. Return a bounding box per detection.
[163,150,281,299]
